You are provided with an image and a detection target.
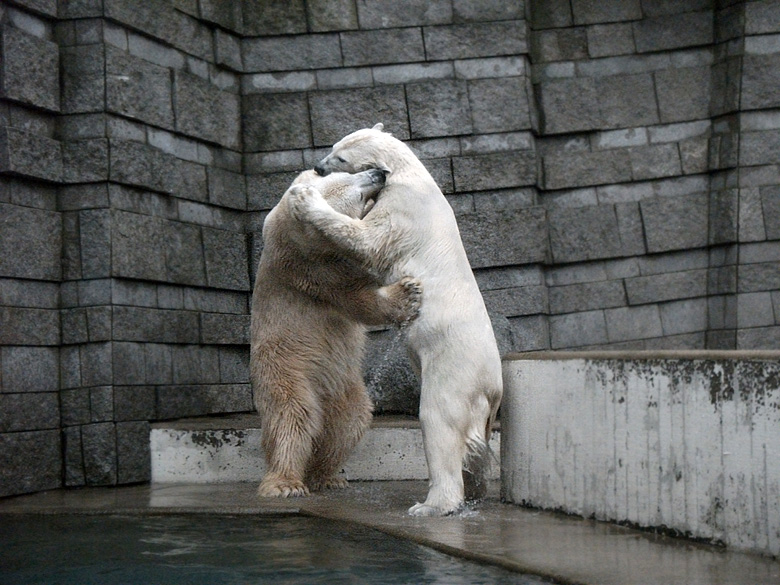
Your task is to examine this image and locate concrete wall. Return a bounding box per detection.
[2,0,780,496]
[501,352,780,557]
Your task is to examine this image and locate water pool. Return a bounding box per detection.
[1,514,548,584]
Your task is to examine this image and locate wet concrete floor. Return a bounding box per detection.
[1,480,777,585]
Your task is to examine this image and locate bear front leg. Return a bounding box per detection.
[379,276,422,327]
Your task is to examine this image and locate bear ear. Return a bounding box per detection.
[372,123,384,132]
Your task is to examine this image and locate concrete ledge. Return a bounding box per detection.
[151,414,500,483]
[501,352,780,558]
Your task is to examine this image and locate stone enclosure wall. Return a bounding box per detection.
[2,0,780,496]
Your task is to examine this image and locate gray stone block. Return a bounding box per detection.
[112,341,146,385]
[242,0,306,35]
[202,228,249,291]
[0,307,59,345]
[660,298,708,336]
[174,71,240,150]
[453,150,537,191]
[537,77,600,135]
[155,383,252,419]
[111,210,167,281]
[357,0,451,27]
[164,221,206,286]
[60,387,90,426]
[219,346,249,384]
[508,314,550,352]
[0,202,61,280]
[571,0,641,25]
[548,205,624,263]
[113,306,199,343]
[640,192,709,254]
[742,53,780,111]
[198,0,242,31]
[247,171,297,211]
[0,278,59,309]
[587,23,635,58]
[105,47,173,130]
[215,29,243,70]
[60,45,105,114]
[62,138,109,183]
[306,0,358,31]
[309,86,409,146]
[62,425,85,486]
[745,0,780,34]
[207,167,246,210]
[741,129,780,168]
[424,21,527,60]
[0,126,62,182]
[740,262,780,293]
[550,310,607,349]
[629,144,682,181]
[625,269,708,305]
[633,11,713,53]
[117,420,151,483]
[109,139,177,194]
[172,345,220,385]
[482,285,548,317]
[82,421,117,485]
[549,280,626,314]
[80,342,112,387]
[615,202,646,256]
[201,313,249,345]
[543,149,632,190]
[0,430,61,496]
[655,66,711,124]
[406,80,471,139]
[605,304,663,343]
[145,343,173,384]
[762,186,780,239]
[528,0,572,28]
[0,392,59,432]
[114,385,157,421]
[458,207,548,268]
[596,73,659,129]
[468,77,532,133]
[0,25,59,112]
[737,291,776,328]
[531,28,588,63]
[1,346,58,394]
[242,34,341,72]
[242,92,311,152]
[342,28,425,67]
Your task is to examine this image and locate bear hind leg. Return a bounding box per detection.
[306,380,373,492]
[257,374,323,498]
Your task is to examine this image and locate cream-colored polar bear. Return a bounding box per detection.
[251,168,422,498]
[293,124,503,515]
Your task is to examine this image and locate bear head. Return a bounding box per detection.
[314,123,394,177]
[292,168,387,219]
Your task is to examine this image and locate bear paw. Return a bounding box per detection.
[257,478,310,498]
[407,502,460,517]
[397,276,423,327]
[288,184,329,222]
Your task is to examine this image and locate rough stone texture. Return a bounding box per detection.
[0,25,59,112]
[3,0,780,497]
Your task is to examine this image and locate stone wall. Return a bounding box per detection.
[2,0,780,496]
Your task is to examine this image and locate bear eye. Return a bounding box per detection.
[336,156,346,163]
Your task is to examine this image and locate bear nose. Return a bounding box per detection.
[314,164,328,176]
[367,168,387,185]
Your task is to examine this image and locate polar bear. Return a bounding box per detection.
[291,124,503,515]
[251,168,422,498]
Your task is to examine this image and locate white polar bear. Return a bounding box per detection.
[251,169,422,498]
[291,123,503,516]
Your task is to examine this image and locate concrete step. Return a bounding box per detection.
[151,414,501,484]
